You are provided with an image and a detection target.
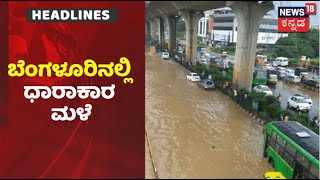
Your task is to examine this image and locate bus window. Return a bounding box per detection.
[272,131,277,140]
[273,135,284,156]
[283,151,294,167]
[277,137,286,148]
[309,164,319,179]
[269,131,277,148]
[285,143,297,157]
[275,143,281,154]
[296,152,311,169]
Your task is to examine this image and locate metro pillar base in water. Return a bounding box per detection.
[227,1,274,91]
[179,11,204,65]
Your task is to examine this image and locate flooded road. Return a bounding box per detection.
[271,80,319,118]
[145,52,273,178]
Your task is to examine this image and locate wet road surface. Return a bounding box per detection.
[145,52,273,179]
[210,51,319,118]
[271,80,319,118]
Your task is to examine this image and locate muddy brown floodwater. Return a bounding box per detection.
[145,52,274,179]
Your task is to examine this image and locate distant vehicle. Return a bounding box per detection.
[210,55,217,60]
[278,70,287,79]
[198,79,214,90]
[257,55,268,63]
[273,57,289,67]
[303,79,319,88]
[287,96,311,112]
[276,67,286,72]
[295,67,308,77]
[198,58,208,65]
[311,76,319,81]
[186,72,201,82]
[227,67,267,86]
[265,63,275,71]
[292,93,313,106]
[263,121,319,179]
[209,59,226,70]
[221,51,227,58]
[300,72,309,79]
[200,48,208,53]
[178,49,184,54]
[253,68,268,86]
[267,74,278,85]
[284,75,301,84]
[267,69,278,85]
[161,52,170,60]
[285,69,295,77]
[253,85,273,96]
[174,54,183,62]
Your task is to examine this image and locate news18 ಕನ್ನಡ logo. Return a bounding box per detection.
[278,3,317,32]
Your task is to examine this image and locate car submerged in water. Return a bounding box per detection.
[198,79,214,90]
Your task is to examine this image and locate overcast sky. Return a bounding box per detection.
[272,1,319,25]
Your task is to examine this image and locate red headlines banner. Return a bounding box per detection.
[1,1,145,178]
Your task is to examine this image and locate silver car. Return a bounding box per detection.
[198,79,214,90]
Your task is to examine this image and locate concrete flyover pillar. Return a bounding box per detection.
[156,17,165,45]
[145,21,151,42]
[163,15,177,55]
[227,1,274,91]
[179,10,204,65]
[150,19,157,41]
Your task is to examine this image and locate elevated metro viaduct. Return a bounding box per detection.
[145,1,274,91]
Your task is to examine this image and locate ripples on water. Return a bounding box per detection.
[145,54,273,179]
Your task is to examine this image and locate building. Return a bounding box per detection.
[310,24,319,30]
[198,7,289,45]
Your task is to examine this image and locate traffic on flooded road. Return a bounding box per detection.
[145,52,274,179]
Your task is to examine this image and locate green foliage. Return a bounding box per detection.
[310,59,319,66]
[269,29,319,59]
[295,113,309,124]
[248,92,266,102]
[205,68,222,76]
[194,64,207,73]
[174,51,184,58]
[157,43,168,52]
[211,47,220,53]
[225,46,236,55]
[280,109,295,117]
[176,20,185,39]
[266,103,281,119]
[258,111,268,120]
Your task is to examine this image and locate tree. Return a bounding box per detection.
[273,29,319,59]
[176,20,186,39]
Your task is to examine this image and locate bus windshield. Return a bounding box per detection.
[256,70,267,79]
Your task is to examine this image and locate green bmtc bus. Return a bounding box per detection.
[226,66,267,86]
[263,121,319,179]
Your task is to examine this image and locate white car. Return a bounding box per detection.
[253,85,273,96]
[186,72,201,82]
[292,93,313,106]
[285,69,295,77]
[285,75,301,83]
[265,64,275,71]
[287,96,311,112]
[161,52,170,59]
